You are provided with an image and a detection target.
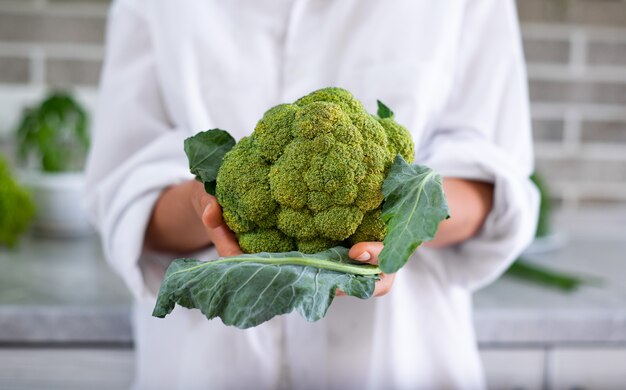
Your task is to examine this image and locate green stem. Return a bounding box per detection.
[210,256,381,275]
[171,254,381,277]
[505,260,597,291]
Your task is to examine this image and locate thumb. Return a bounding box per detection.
[200,195,224,229]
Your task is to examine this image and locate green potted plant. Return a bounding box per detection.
[15,91,92,237]
[0,155,35,247]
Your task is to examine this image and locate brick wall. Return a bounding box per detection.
[519,0,626,209]
[0,0,105,144]
[0,0,625,209]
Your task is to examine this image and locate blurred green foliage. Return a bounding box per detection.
[16,91,89,172]
[531,172,552,238]
[505,172,596,292]
[0,155,35,248]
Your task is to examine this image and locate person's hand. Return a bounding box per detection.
[190,183,243,258]
[337,241,396,298]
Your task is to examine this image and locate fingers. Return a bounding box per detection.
[336,271,395,299]
[198,194,242,257]
[373,272,395,297]
[347,241,395,297]
[187,180,242,257]
[209,224,243,257]
[335,289,346,297]
[349,241,384,265]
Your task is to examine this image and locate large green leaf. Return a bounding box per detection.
[379,155,450,274]
[152,247,379,329]
[184,129,236,195]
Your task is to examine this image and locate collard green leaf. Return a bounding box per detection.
[379,155,450,274]
[377,100,394,119]
[152,247,379,329]
[184,129,236,195]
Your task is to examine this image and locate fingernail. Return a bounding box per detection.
[355,252,370,261]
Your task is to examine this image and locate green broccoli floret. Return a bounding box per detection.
[215,87,414,254]
[297,238,340,254]
[348,209,387,245]
[237,229,294,253]
[0,156,35,248]
[377,118,415,165]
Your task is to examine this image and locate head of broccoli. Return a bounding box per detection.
[215,87,414,253]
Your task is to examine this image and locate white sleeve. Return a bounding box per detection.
[416,0,539,291]
[84,0,194,299]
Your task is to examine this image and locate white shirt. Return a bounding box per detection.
[85,0,538,389]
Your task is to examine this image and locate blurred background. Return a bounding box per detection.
[0,0,624,389]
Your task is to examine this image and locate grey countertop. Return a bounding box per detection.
[474,236,626,346]
[1,208,625,347]
[0,235,131,344]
